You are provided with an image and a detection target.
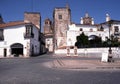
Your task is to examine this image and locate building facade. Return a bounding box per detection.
[0,21,40,57]
[67,13,108,47]
[67,24,107,47]
[39,32,46,54]
[67,14,120,47]
[53,4,71,49]
[51,5,120,52]
[44,18,53,52]
[0,12,45,57]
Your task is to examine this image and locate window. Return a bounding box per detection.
[80,28,83,31]
[100,25,104,31]
[24,25,34,38]
[0,29,4,41]
[45,21,48,24]
[26,25,33,34]
[58,15,62,19]
[114,26,119,36]
[114,26,119,32]
[90,28,93,32]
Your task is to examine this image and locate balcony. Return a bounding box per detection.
[24,33,34,39]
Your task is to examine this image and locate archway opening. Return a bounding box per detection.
[89,35,102,47]
[11,43,23,57]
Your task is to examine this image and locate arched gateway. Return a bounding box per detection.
[10,43,23,57]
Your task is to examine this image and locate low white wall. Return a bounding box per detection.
[55,48,109,53]
[55,48,120,58]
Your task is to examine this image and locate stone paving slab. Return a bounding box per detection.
[45,59,120,71]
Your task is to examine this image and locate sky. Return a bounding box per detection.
[0,0,120,32]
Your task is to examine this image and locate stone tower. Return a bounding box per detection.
[44,18,53,34]
[24,12,41,30]
[53,4,71,49]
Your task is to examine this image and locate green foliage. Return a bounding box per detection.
[75,32,89,48]
[75,32,120,48]
[89,36,102,47]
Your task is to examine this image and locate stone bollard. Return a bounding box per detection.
[67,47,70,56]
[74,46,78,56]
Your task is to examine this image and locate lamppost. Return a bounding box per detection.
[108,39,112,53]
[108,21,113,62]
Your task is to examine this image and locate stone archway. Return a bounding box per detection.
[88,35,102,47]
[10,43,23,57]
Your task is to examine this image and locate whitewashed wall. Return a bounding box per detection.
[45,38,53,52]
[67,24,109,46]
[55,48,120,58]
[30,25,40,55]
[68,24,97,31]
[0,25,26,57]
[0,24,40,57]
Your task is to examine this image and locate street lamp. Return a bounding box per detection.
[108,21,113,62]
[108,38,112,53]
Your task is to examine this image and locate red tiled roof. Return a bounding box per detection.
[0,21,29,28]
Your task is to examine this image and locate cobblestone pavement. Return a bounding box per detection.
[43,54,120,71]
[0,54,120,84]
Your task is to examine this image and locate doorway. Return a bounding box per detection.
[11,43,23,57]
[4,48,7,57]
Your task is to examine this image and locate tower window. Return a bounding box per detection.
[58,15,62,19]
[45,21,48,24]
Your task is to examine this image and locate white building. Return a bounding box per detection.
[44,18,54,52]
[67,21,120,47]
[0,21,40,57]
[66,13,120,47]
[67,23,108,46]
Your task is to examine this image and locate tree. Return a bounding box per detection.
[75,32,89,48]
